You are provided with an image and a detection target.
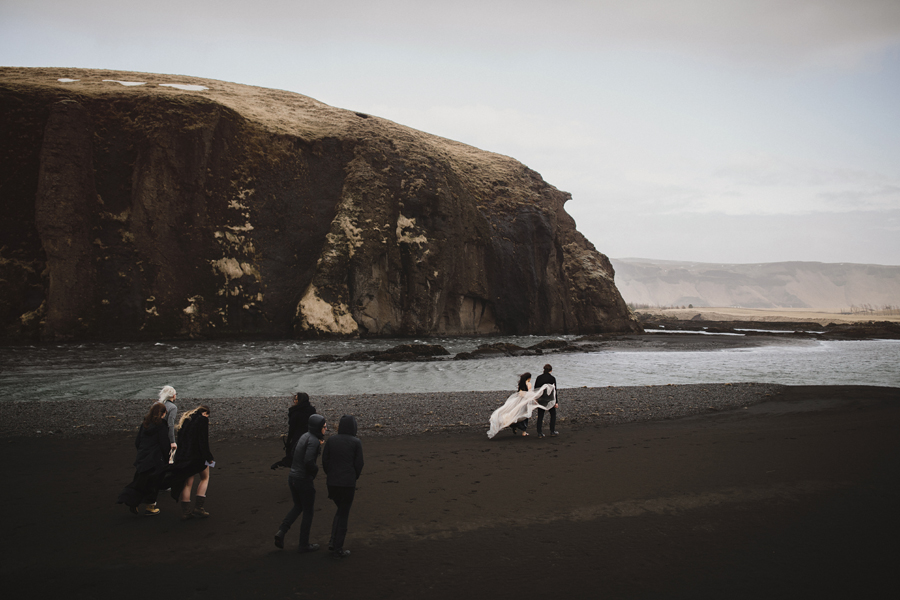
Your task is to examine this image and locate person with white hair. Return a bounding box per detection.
[157,386,178,452]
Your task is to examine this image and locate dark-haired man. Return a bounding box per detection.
[534,364,559,438]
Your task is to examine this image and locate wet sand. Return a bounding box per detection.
[2,385,899,599]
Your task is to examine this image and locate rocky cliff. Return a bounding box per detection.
[0,67,639,340]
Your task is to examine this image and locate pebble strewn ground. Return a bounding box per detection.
[0,383,784,439]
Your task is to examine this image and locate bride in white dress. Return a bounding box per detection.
[487,372,556,439]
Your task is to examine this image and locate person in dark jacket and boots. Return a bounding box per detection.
[322,415,364,558]
[117,402,170,515]
[274,414,327,553]
[534,364,559,439]
[271,392,317,470]
[166,405,215,520]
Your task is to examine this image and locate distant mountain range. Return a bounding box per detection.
[609,258,900,310]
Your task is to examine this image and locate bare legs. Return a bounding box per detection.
[180,466,211,519]
[180,466,210,501]
[196,466,210,496]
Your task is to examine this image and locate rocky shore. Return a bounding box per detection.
[0,382,781,438]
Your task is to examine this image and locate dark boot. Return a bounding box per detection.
[333,528,348,557]
[328,516,339,551]
[192,495,210,518]
[181,501,194,520]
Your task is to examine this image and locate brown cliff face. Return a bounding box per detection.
[0,67,639,340]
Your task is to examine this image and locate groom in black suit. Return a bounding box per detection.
[534,364,559,439]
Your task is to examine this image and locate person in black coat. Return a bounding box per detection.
[166,405,215,520]
[271,392,317,470]
[322,415,364,558]
[534,364,559,438]
[116,403,170,516]
[274,414,327,553]
[288,392,316,448]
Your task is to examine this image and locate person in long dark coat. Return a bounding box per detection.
[322,415,364,558]
[271,392,317,470]
[165,405,214,520]
[116,403,170,516]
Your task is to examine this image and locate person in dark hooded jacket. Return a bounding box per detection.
[322,415,364,558]
[116,402,170,516]
[274,414,326,553]
[271,392,317,470]
[287,393,316,449]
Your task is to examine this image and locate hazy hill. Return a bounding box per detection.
[610,258,900,310]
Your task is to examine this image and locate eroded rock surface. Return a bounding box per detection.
[0,68,639,340]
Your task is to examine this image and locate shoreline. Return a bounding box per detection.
[0,382,784,438]
[633,306,900,325]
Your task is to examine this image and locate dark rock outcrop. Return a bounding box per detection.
[308,343,451,363]
[634,314,900,340]
[0,67,639,340]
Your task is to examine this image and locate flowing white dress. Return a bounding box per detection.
[487,383,556,439]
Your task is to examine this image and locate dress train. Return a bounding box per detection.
[487,384,556,439]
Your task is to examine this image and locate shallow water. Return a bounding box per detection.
[1,335,898,401]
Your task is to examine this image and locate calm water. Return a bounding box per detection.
[0,335,898,401]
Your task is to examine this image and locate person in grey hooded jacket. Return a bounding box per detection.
[274,414,326,553]
[322,415,364,558]
[157,385,178,451]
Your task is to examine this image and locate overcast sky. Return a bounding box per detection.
[3,0,899,265]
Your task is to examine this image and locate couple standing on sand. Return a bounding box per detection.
[487,364,559,439]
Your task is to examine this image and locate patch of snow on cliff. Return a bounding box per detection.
[103,80,146,86]
[160,83,208,91]
[57,78,79,83]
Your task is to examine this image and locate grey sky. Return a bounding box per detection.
[3,0,899,264]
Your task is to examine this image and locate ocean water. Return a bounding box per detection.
[0,335,898,402]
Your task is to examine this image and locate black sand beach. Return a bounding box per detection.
[2,384,899,599]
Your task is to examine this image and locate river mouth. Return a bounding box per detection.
[2,335,898,402]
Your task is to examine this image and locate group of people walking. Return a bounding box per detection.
[117,365,560,558]
[267,392,365,558]
[273,404,364,559]
[116,386,214,520]
[116,387,365,560]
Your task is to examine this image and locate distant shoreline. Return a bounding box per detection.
[634,306,900,325]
